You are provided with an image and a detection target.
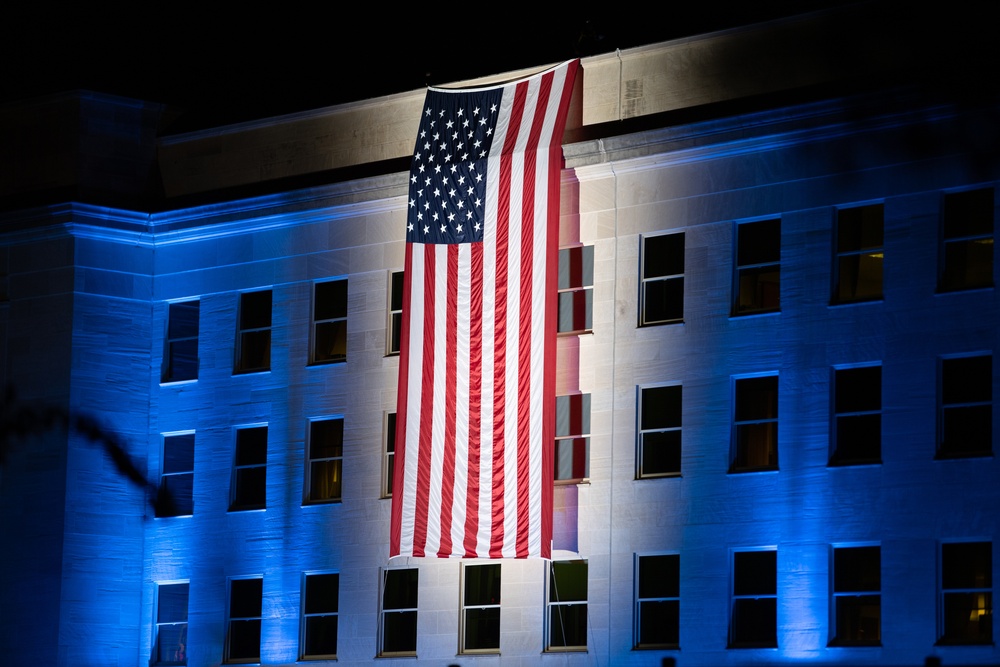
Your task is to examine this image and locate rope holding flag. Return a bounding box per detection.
[391,59,579,559]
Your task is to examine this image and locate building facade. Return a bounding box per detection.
[2,6,999,666]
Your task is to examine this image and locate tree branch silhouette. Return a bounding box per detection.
[0,385,175,516]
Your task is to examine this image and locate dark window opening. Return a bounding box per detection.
[640,233,684,326]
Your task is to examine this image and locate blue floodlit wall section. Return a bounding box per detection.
[0,90,998,666]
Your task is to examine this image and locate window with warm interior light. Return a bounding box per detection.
[940,541,992,644]
[305,418,343,503]
[311,279,347,364]
[940,187,994,292]
[733,219,780,315]
[834,204,883,303]
[831,545,881,645]
[732,375,778,472]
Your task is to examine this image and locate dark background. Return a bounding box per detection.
[1,2,860,131]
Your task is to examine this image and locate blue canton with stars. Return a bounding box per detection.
[406,86,504,244]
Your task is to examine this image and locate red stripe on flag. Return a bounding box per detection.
[389,243,415,556]
[438,244,459,557]
[412,245,437,557]
[490,81,529,557]
[515,70,556,557]
[464,242,484,557]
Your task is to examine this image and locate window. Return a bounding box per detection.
[154,583,189,665]
[940,542,993,644]
[730,550,777,648]
[834,204,883,303]
[547,560,587,651]
[637,384,681,478]
[312,279,347,364]
[831,365,881,465]
[388,271,403,355]
[226,577,262,663]
[832,546,881,645]
[557,245,594,333]
[940,187,994,292]
[157,433,194,517]
[640,232,684,325]
[939,355,992,458]
[163,300,199,382]
[230,426,267,511]
[555,393,590,482]
[305,418,342,503]
[734,219,780,315]
[461,563,501,653]
[635,554,679,648]
[383,412,396,499]
[732,375,778,472]
[235,290,271,373]
[301,572,339,660]
[379,568,418,656]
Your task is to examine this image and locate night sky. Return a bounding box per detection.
[2,2,861,132]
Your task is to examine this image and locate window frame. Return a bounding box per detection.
[832,203,884,304]
[729,548,778,649]
[554,392,591,483]
[310,278,348,365]
[378,567,419,657]
[163,299,200,383]
[157,431,195,518]
[634,552,679,649]
[938,353,993,459]
[225,576,263,664]
[300,571,339,660]
[235,289,272,374]
[229,424,267,512]
[382,411,396,499]
[731,374,779,473]
[939,187,995,293]
[636,383,682,478]
[387,270,404,356]
[154,581,189,665]
[459,562,501,654]
[304,416,344,504]
[830,544,881,646]
[733,218,781,316]
[639,231,685,326]
[938,540,993,645]
[557,244,594,334]
[830,364,882,466]
[546,560,588,652]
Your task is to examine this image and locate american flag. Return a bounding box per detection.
[390,59,578,559]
